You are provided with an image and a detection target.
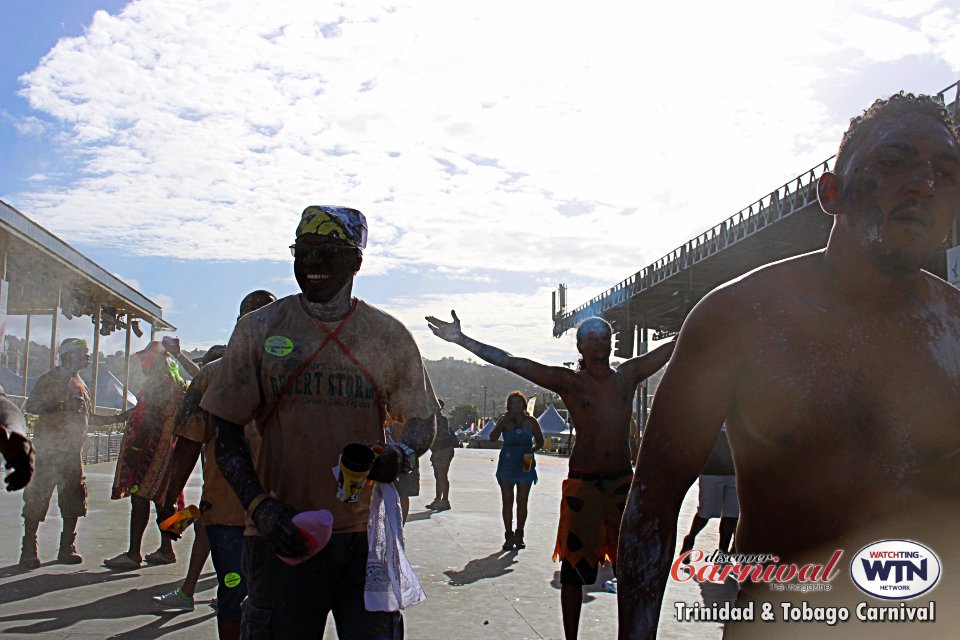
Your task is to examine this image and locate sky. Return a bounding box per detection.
[1,0,959,364]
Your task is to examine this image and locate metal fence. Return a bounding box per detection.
[81,432,124,465]
[554,77,960,336]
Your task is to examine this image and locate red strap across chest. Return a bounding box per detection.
[257,297,383,434]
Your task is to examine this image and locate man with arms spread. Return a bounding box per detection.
[618,93,960,639]
[426,312,674,639]
[20,338,121,568]
[204,206,437,639]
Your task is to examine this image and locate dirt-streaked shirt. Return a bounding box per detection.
[174,360,261,527]
[200,295,438,535]
[23,367,92,456]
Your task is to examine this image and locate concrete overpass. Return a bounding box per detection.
[553,79,960,355]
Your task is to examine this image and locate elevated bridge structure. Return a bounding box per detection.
[553,80,960,354]
[552,80,960,426]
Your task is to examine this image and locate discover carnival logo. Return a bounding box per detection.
[849,540,941,600]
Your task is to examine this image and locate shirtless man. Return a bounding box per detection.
[426,312,674,639]
[618,93,960,639]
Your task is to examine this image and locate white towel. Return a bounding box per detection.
[364,481,426,611]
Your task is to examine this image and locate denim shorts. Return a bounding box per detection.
[241,532,403,639]
[205,524,246,621]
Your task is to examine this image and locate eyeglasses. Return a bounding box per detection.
[289,243,358,259]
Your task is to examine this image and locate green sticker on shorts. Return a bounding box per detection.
[264,335,293,357]
[224,572,241,588]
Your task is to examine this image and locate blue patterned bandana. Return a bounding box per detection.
[296,206,368,250]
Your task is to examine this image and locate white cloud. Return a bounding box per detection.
[6,0,960,355]
[379,286,578,364]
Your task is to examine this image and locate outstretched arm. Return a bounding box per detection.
[426,310,572,393]
[618,338,677,389]
[617,292,742,639]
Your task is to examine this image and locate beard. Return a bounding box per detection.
[865,241,926,276]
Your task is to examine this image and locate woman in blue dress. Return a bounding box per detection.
[491,391,544,550]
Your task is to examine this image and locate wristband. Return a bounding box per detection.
[247,491,271,516]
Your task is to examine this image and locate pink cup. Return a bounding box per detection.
[276,510,334,566]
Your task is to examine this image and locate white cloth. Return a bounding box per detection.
[364,481,426,611]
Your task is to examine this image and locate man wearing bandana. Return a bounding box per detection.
[203,206,438,639]
[19,338,122,568]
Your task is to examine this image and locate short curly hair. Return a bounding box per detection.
[835,92,960,178]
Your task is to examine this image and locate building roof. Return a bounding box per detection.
[0,199,173,332]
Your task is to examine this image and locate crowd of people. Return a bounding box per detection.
[0,91,958,639]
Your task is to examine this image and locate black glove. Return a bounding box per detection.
[0,428,34,492]
[368,444,403,483]
[251,497,310,558]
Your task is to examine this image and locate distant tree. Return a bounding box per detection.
[449,404,479,431]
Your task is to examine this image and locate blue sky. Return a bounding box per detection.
[1,0,959,362]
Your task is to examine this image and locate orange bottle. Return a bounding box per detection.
[159,505,202,535]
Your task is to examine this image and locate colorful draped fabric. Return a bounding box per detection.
[111,373,187,503]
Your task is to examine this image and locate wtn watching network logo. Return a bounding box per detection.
[850,540,941,600]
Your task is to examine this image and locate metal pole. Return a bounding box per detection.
[123,315,132,410]
[22,313,31,398]
[91,304,101,410]
[49,281,61,369]
[482,385,487,423]
[639,315,649,432]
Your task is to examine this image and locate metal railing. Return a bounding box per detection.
[554,78,960,336]
[81,432,124,464]
[555,158,832,334]
[937,80,960,121]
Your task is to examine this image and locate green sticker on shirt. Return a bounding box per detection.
[264,336,294,357]
[224,572,241,588]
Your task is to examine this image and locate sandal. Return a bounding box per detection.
[144,550,177,565]
[104,553,142,570]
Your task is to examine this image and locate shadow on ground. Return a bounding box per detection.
[699,576,740,606]
[550,565,616,604]
[406,510,434,523]
[445,550,519,586]
[0,574,218,637]
[0,567,140,607]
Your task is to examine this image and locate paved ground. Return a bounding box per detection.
[0,449,734,639]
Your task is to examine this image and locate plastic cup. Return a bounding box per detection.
[523,453,533,473]
[277,509,334,566]
[337,443,375,503]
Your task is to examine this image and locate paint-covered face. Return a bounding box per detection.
[576,323,612,360]
[293,234,362,303]
[840,112,960,274]
[61,347,90,371]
